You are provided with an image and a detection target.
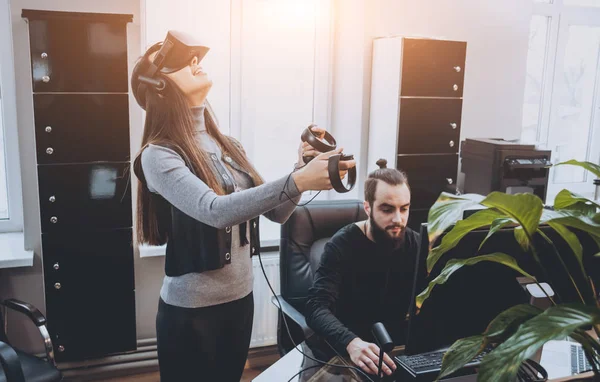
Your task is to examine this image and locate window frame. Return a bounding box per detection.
[526,0,600,202]
[0,0,25,233]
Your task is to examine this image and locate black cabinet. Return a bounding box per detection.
[396,155,458,210]
[33,94,131,164]
[400,39,466,98]
[22,9,135,362]
[397,98,462,155]
[37,163,132,233]
[24,12,130,93]
[368,37,466,231]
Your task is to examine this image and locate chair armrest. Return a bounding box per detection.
[2,299,45,326]
[0,341,25,382]
[1,299,56,366]
[271,295,314,338]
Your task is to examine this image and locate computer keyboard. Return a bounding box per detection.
[571,343,593,375]
[394,348,486,381]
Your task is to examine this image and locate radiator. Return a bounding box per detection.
[250,253,281,348]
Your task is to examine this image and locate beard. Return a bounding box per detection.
[369,213,406,250]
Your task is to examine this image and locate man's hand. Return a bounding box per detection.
[346,337,397,376]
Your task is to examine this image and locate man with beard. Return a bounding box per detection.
[305,159,423,378]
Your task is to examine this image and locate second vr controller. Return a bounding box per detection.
[301,125,356,193]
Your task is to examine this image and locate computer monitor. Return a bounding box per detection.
[404,223,600,356]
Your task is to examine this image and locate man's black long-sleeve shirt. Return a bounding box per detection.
[305,223,422,354]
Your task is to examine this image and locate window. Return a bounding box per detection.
[0,0,24,232]
[522,0,600,202]
[237,0,333,245]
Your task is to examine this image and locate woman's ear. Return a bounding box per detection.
[190,56,199,67]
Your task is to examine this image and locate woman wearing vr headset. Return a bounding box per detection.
[131,31,355,381]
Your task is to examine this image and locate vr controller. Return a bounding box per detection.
[301,125,356,193]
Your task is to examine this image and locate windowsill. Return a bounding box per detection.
[0,232,34,268]
[139,241,280,258]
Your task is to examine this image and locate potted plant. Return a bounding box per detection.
[419,160,600,381]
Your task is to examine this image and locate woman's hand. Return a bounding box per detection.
[296,125,328,167]
[292,148,357,192]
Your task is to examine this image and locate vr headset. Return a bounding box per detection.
[132,30,210,109]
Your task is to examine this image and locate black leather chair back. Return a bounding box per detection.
[280,199,367,313]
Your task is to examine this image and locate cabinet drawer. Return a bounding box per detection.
[45,290,136,362]
[397,154,458,210]
[34,94,130,164]
[401,38,466,98]
[398,98,462,154]
[42,229,135,361]
[27,19,128,92]
[38,163,132,233]
[42,228,134,291]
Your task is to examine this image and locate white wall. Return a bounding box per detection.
[330,0,534,191]
[144,0,231,133]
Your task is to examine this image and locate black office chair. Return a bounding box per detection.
[272,199,367,355]
[0,299,62,382]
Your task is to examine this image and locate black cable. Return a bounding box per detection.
[280,166,322,207]
[285,364,321,382]
[256,250,375,382]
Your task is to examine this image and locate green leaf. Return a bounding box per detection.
[545,222,585,277]
[514,227,529,252]
[554,189,600,216]
[478,304,600,382]
[417,253,536,309]
[437,335,486,380]
[478,217,516,251]
[427,209,506,273]
[554,160,600,178]
[480,192,543,239]
[542,210,600,250]
[485,304,544,340]
[427,193,485,248]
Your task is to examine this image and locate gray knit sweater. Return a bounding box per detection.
[141,105,301,307]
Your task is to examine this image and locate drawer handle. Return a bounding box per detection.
[53,262,59,270]
[450,123,457,130]
[453,84,459,91]
[49,195,56,203]
[54,282,61,290]
[58,345,65,352]
[41,52,48,59]
[454,66,461,73]
[449,141,455,148]
[46,147,54,155]
[45,126,52,133]
[42,75,50,83]
[447,178,454,185]
[50,216,58,224]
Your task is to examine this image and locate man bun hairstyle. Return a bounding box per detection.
[364,158,409,206]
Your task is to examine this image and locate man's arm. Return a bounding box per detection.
[305,235,397,377]
[305,241,358,353]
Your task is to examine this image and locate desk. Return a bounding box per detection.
[254,341,595,382]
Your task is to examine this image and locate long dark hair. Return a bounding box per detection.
[133,43,264,245]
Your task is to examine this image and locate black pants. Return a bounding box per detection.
[156,292,254,382]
